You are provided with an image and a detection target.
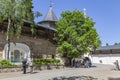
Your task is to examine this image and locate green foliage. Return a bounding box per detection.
[106,43,109,46]
[0,0,41,37]
[0,59,11,67]
[34,11,42,18]
[114,42,120,45]
[0,0,41,59]
[33,58,60,66]
[0,59,17,67]
[55,10,100,59]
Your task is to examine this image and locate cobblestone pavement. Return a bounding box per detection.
[0,64,120,80]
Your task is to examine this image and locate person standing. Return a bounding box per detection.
[114,60,119,70]
[29,59,33,73]
[72,59,75,67]
[22,59,27,74]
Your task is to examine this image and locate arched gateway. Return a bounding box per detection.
[3,43,30,63]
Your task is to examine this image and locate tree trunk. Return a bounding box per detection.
[6,18,11,59]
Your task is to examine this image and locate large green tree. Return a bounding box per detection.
[55,10,100,59]
[0,0,41,59]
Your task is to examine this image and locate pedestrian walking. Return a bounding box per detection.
[22,59,27,74]
[114,60,119,70]
[29,59,34,73]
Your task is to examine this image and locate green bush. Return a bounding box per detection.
[33,58,42,66]
[0,59,11,67]
[54,59,60,64]
[33,58,60,66]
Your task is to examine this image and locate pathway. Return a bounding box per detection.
[0,64,120,80]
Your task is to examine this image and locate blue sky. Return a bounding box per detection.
[32,0,120,46]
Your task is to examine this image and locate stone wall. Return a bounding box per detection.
[0,32,57,59]
[0,65,64,73]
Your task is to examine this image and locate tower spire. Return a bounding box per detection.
[83,8,86,18]
[43,1,58,21]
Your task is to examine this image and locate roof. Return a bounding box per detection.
[91,54,120,57]
[23,19,56,31]
[37,24,56,31]
[43,7,58,21]
[37,7,57,31]
[23,19,32,24]
[96,45,120,50]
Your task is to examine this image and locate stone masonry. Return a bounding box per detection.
[0,32,56,59]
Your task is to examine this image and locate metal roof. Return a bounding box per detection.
[23,19,32,24]
[96,45,120,50]
[23,19,56,31]
[37,7,57,31]
[37,24,56,31]
[43,7,58,21]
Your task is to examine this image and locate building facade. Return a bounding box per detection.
[89,45,120,65]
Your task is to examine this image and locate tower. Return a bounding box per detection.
[38,1,58,30]
[83,8,86,18]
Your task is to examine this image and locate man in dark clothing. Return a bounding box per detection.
[22,59,27,74]
[72,59,75,67]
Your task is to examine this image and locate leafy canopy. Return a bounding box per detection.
[55,10,100,59]
[0,0,38,37]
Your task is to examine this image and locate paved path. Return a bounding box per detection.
[0,64,120,80]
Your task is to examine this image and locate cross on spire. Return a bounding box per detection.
[50,0,54,7]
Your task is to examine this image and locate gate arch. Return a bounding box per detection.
[3,43,30,63]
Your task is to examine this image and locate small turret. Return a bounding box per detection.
[38,1,58,30]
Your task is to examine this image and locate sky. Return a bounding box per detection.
[32,0,120,46]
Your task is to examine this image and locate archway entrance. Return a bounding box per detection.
[3,43,30,63]
[11,50,24,62]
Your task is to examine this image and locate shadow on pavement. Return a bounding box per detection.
[50,75,98,80]
[25,71,39,74]
[108,77,120,80]
[91,65,96,68]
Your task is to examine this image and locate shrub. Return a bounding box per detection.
[0,59,11,67]
[33,58,60,65]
